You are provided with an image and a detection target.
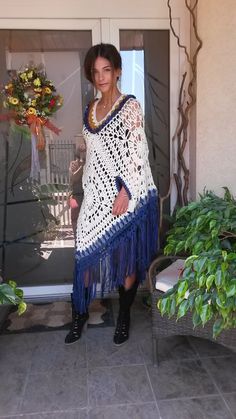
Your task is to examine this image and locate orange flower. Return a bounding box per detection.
[5,83,13,90]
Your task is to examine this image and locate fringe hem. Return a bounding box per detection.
[72,189,158,313]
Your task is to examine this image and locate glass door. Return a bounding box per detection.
[109,19,180,220]
[120,29,170,209]
[0,24,101,301]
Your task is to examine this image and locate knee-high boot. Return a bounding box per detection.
[113,280,138,346]
[65,293,89,345]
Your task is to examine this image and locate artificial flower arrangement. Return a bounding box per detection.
[1,65,63,178]
[2,65,63,148]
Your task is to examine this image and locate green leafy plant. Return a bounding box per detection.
[158,189,236,337]
[0,279,27,315]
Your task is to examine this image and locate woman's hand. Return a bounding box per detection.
[112,186,130,215]
[69,159,80,174]
[69,159,84,175]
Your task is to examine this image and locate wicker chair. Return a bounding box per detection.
[148,255,236,365]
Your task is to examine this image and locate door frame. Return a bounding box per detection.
[0,18,101,40]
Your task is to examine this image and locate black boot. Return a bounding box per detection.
[113,281,138,346]
[65,295,89,345]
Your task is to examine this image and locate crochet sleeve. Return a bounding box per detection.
[115,99,148,210]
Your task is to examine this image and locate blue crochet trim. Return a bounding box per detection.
[72,188,158,313]
[83,94,136,134]
[115,176,132,200]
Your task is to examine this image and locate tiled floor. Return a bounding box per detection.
[0,298,235,419]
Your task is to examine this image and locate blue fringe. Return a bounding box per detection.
[72,189,158,313]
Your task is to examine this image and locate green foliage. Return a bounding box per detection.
[0,280,27,315]
[164,189,236,256]
[158,188,236,337]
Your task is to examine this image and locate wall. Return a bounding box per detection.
[196,0,236,196]
[188,0,197,201]
[1,0,187,19]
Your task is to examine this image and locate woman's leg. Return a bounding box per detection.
[71,204,80,239]
[124,273,136,289]
[113,273,138,346]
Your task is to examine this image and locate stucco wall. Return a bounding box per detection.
[196,0,236,197]
[1,0,185,19]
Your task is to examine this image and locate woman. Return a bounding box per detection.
[65,43,158,346]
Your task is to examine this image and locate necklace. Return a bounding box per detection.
[100,94,122,110]
[100,101,110,109]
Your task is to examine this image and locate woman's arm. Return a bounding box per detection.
[113,99,147,214]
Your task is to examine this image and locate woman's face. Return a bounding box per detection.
[92,56,120,93]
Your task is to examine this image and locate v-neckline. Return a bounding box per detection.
[93,94,124,125]
[83,94,136,134]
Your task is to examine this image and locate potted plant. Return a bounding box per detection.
[158,188,236,338]
[0,277,26,315]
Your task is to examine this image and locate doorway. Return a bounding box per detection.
[0,18,178,301]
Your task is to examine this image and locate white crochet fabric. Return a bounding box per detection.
[76,95,156,252]
[73,95,158,313]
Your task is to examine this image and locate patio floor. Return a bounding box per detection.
[0,297,235,419]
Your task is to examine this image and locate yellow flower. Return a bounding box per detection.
[31,99,36,106]
[27,70,33,79]
[34,88,42,93]
[27,107,37,115]
[20,72,28,81]
[11,97,19,105]
[44,87,52,94]
[33,78,41,87]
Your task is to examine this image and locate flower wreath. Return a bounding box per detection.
[1,65,63,179]
[3,66,63,122]
[1,65,63,150]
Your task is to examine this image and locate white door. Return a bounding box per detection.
[0,20,101,301]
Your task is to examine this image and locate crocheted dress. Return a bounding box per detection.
[73,94,158,313]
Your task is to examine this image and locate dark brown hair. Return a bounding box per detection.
[84,43,122,84]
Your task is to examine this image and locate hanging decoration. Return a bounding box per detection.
[1,65,63,179]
